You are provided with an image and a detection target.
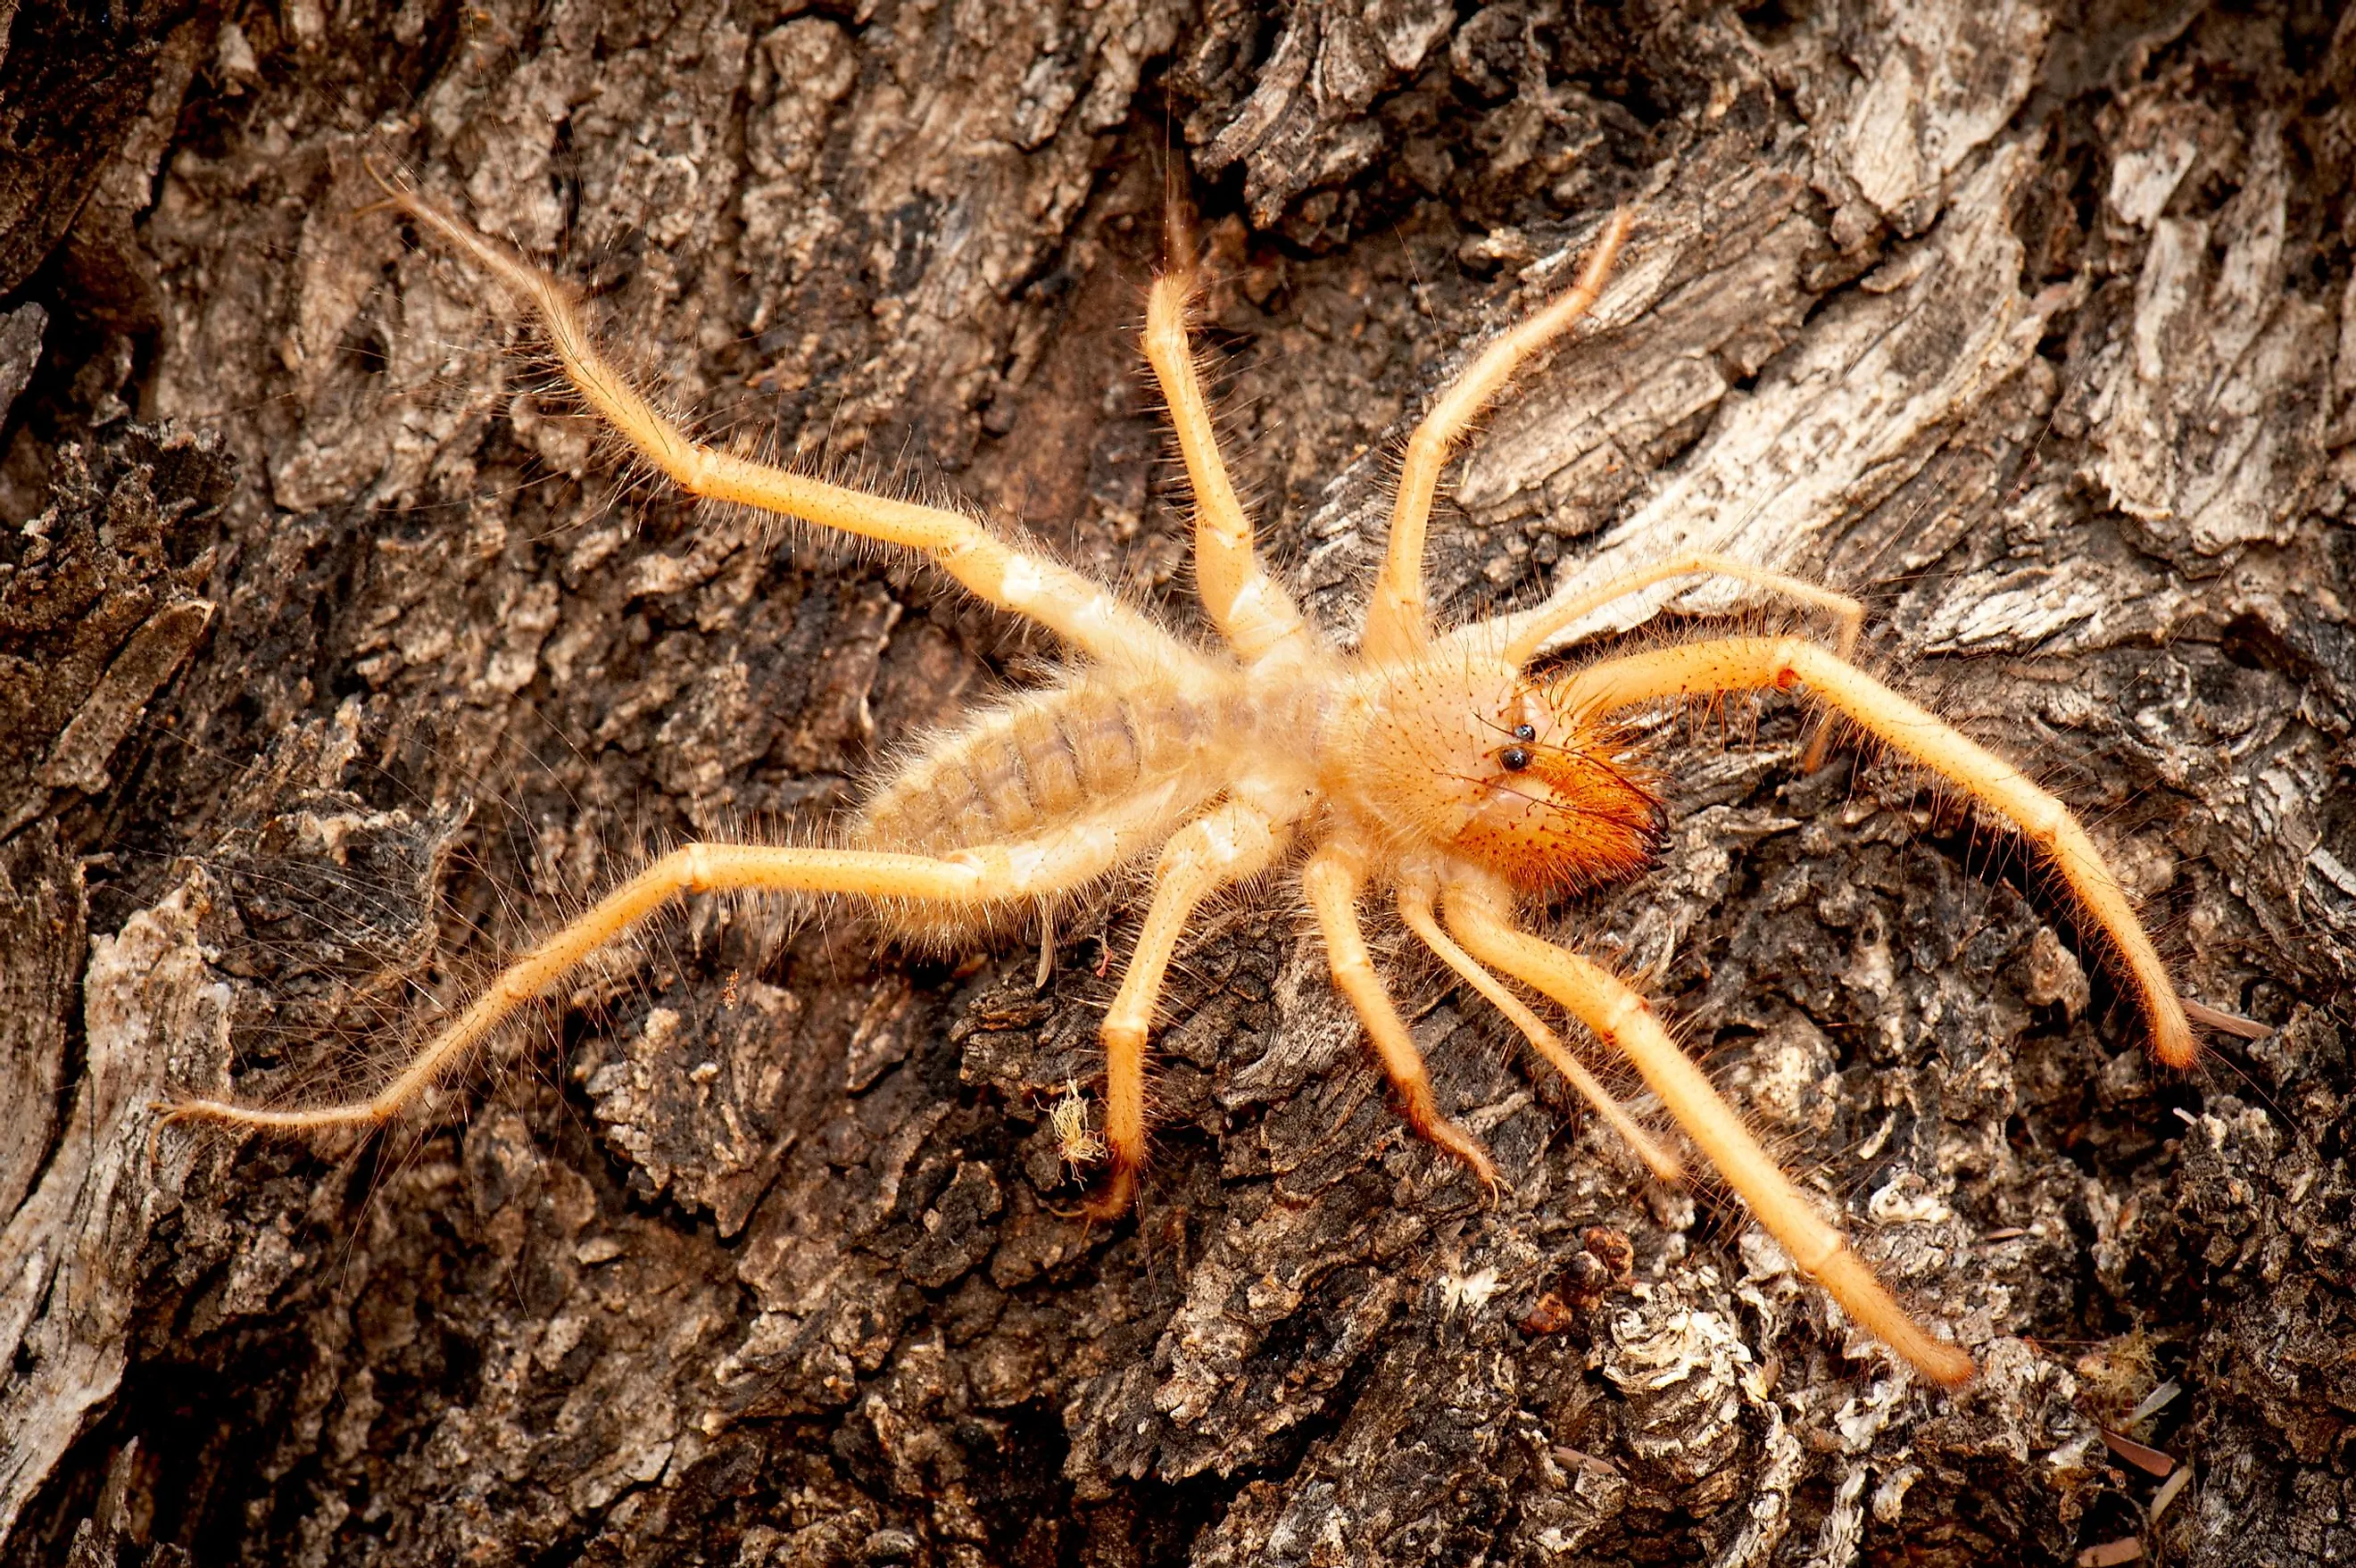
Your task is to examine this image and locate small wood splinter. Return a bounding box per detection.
[164,184,2202,1390]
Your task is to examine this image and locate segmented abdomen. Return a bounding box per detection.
[853,677,1217,857]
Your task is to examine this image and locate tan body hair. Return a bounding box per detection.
[162,187,2206,1392]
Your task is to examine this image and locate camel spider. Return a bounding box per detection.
[166,187,2197,1392]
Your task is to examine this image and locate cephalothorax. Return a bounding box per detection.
[170,191,2197,1390]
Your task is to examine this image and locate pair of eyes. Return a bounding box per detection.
[1498,723,1539,772]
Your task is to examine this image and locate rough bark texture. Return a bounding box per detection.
[3,0,2353,1564]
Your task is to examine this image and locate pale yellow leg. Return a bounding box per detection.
[386,181,1195,678]
[1483,551,1866,669]
[1141,270,1315,663]
[1085,801,1287,1218]
[1394,880,1682,1182]
[1362,209,1633,662]
[1549,635,2194,1067]
[167,828,1143,1136]
[1299,843,1499,1196]
[1443,877,1978,1390]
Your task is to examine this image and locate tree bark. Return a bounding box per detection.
[3,0,2352,1564]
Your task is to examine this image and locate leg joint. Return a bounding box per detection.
[1166,814,1275,878]
[2018,792,2070,844]
[1402,425,1451,467]
[1771,637,1809,690]
[1598,990,1652,1037]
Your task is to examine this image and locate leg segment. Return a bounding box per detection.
[1481,551,1865,669]
[1363,210,1633,663]
[1552,635,2194,1067]
[1443,878,1978,1389]
[387,182,1192,677]
[1395,879,1682,1182]
[1086,801,1288,1217]
[1141,270,1315,664]
[169,828,1143,1136]
[1300,843,1499,1196]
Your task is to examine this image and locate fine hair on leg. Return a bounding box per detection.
[1547,635,2193,1068]
[376,173,1195,682]
[1303,842,1500,1195]
[168,828,1153,1136]
[1441,875,1978,1390]
[1364,209,1634,662]
[1086,801,1290,1217]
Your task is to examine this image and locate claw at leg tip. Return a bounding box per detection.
[1075,1165,1138,1224]
[1921,1343,1980,1390]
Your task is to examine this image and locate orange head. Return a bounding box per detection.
[1338,652,1665,892]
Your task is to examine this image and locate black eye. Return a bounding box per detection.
[1500,746,1531,771]
[1512,723,1536,743]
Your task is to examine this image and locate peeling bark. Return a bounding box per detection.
[3,1,2353,1565]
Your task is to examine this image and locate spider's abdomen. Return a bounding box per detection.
[853,676,1224,860]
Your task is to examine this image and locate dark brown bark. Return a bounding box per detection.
[3,0,2353,1564]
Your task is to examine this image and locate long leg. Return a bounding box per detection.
[168,824,1151,1136]
[1443,877,1979,1389]
[386,182,1195,678]
[1141,261,1315,664]
[1362,210,1633,663]
[1300,843,1499,1195]
[1394,879,1683,1182]
[1474,551,1866,669]
[1551,635,2194,1067]
[1085,800,1288,1218]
